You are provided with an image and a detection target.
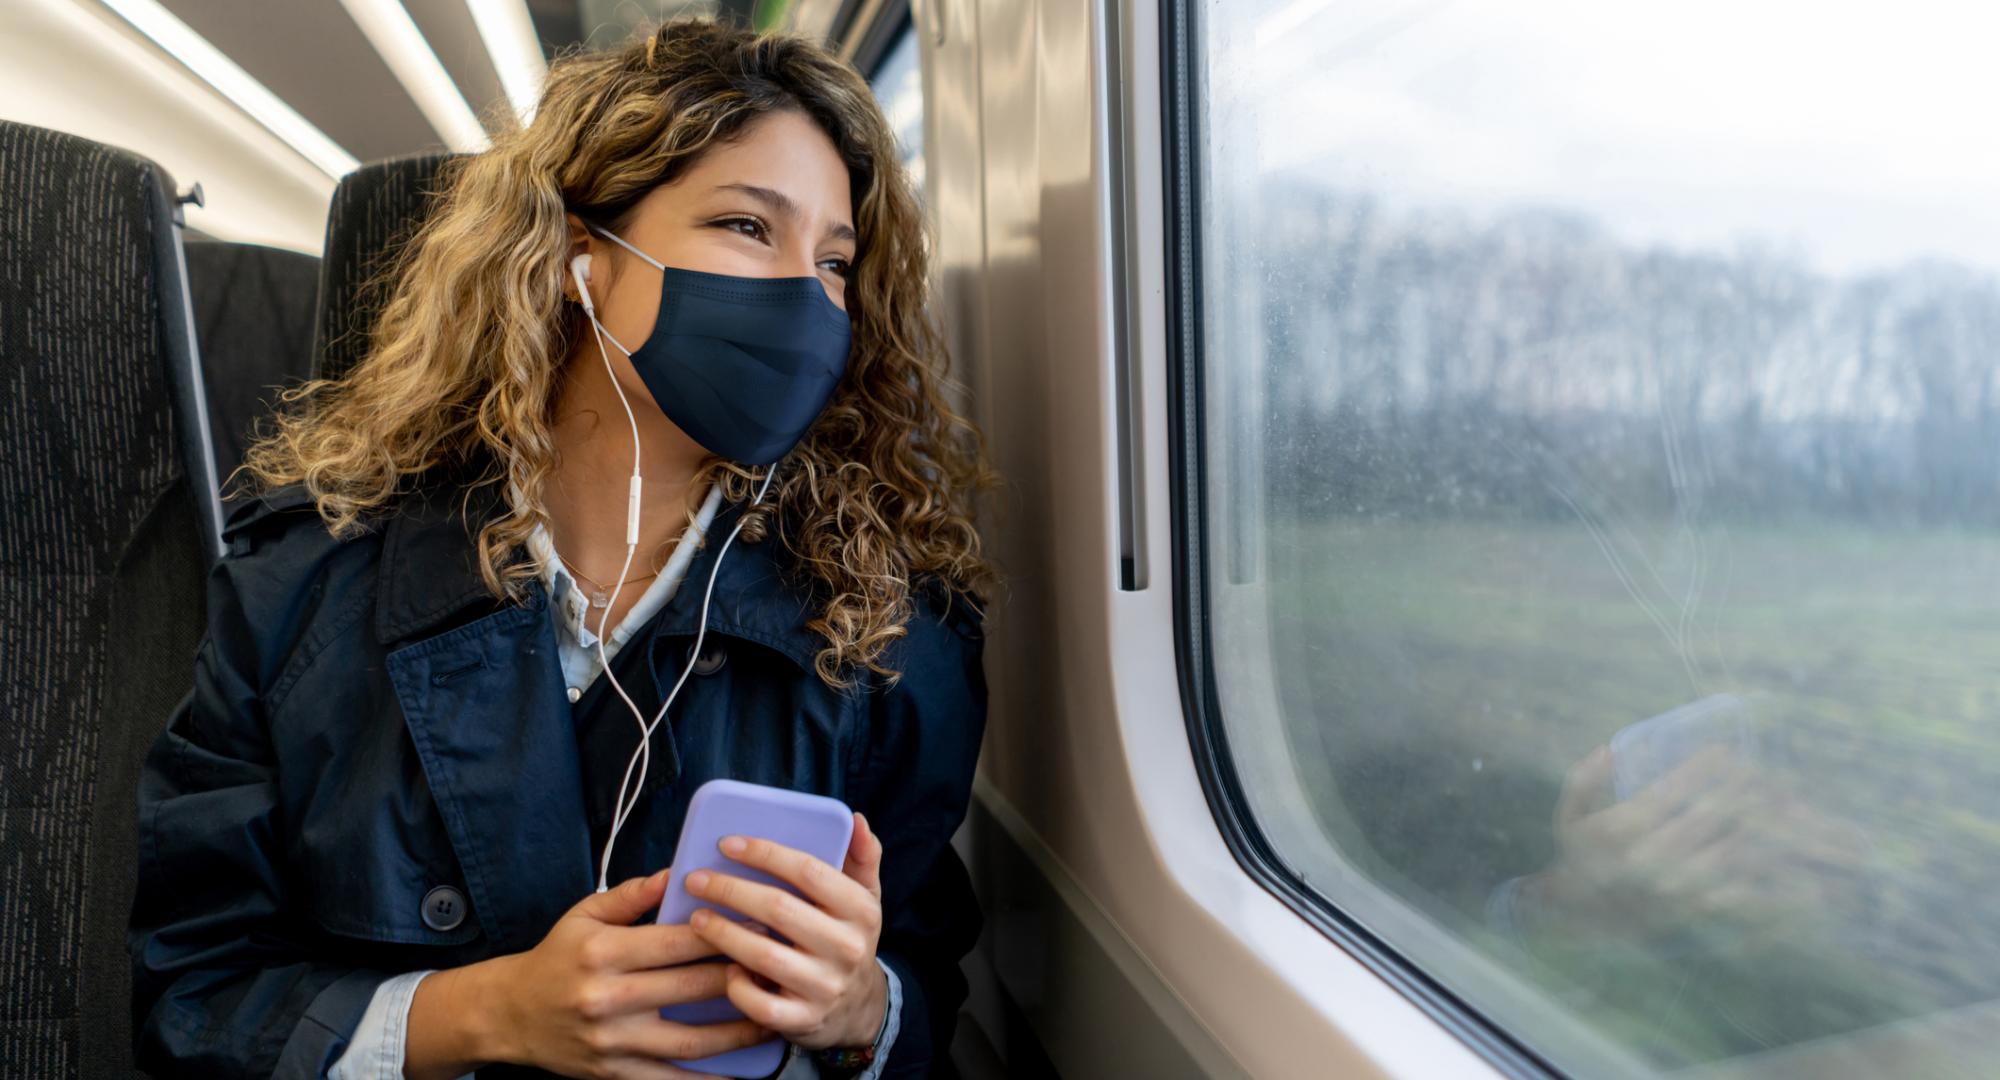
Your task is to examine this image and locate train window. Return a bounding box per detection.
[1170,0,2000,1075]
[867,22,924,191]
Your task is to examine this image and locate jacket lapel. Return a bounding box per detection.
[375,475,595,954]
[645,499,826,679]
[368,475,835,953]
[588,501,827,830]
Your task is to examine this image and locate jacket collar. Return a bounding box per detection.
[372,471,825,673]
[371,474,512,647]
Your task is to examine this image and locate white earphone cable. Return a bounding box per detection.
[598,467,774,892]
[576,262,652,884]
[573,252,777,893]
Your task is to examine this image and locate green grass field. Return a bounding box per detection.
[1249,515,2000,1070]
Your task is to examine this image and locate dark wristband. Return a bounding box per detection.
[811,988,892,1076]
[812,1043,877,1072]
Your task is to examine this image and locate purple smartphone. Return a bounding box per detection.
[655,778,855,1077]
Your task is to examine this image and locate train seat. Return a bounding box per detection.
[0,119,213,1080]
[181,239,320,498]
[311,153,458,384]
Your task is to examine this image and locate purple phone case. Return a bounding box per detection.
[656,779,855,1077]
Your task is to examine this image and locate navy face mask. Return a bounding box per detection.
[583,223,851,465]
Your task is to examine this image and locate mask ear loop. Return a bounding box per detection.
[589,222,667,272]
[597,465,776,893]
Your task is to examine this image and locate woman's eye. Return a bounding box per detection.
[716,216,768,242]
[818,257,852,278]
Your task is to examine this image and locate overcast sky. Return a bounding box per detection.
[1207,0,2000,277]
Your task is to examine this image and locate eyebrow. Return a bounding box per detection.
[715,183,857,245]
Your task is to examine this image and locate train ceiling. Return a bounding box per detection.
[0,0,875,250]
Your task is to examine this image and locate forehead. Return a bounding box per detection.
[658,111,854,221]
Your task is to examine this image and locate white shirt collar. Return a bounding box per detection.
[527,484,725,652]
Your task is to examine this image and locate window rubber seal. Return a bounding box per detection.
[1155,0,1563,1074]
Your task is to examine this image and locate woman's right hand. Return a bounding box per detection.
[405,868,772,1080]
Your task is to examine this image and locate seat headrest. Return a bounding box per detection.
[309,152,461,383]
[0,119,223,562]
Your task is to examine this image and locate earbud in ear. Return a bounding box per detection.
[569,253,595,316]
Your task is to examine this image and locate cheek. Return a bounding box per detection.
[600,283,661,349]
[819,276,848,311]
[673,233,778,279]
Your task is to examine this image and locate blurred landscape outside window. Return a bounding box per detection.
[1189,2,2000,1075]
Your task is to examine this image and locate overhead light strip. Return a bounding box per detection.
[337,0,490,151]
[465,0,547,123]
[97,0,360,179]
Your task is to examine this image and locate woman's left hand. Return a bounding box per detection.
[684,812,889,1051]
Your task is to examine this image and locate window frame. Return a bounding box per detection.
[1156,1,1562,1075]
[860,9,923,180]
[852,7,915,80]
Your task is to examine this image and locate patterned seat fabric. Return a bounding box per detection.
[183,239,320,496]
[0,120,210,1080]
[310,153,458,383]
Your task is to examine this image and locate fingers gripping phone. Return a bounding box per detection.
[655,779,855,1077]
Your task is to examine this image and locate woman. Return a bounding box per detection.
[130,20,992,1080]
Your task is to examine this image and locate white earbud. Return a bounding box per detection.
[569,253,595,316]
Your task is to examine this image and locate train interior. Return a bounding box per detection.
[5,1,2000,1078]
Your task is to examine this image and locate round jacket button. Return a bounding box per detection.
[422,885,467,932]
[689,644,727,677]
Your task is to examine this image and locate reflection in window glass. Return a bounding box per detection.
[1191,2,2000,1075]
[869,25,924,192]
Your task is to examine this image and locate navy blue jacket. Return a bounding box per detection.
[128,472,986,1078]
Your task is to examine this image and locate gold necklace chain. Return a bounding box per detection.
[553,549,660,594]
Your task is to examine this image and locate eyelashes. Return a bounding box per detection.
[713,215,768,242]
[710,215,852,278]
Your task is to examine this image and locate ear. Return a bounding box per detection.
[563,212,594,301]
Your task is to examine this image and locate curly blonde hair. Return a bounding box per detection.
[236,18,995,685]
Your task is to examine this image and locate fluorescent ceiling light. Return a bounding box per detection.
[338,0,489,152]
[96,0,360,179]
[466,0,546,122]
